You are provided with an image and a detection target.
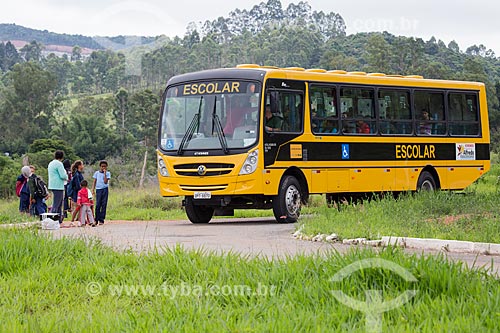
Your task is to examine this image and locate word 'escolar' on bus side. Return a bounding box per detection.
[395,144,436,159]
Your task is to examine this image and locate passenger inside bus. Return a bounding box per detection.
[265,105,282,132]
[342,107,357,133]
[356,118,370,134]
[223,95,256,135]
[419,109,431,135]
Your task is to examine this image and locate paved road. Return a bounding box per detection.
[50,218,500,275]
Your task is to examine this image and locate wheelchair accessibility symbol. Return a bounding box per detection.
[166,139,175,150]
[342,144,350,160]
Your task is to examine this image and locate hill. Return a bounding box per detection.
[0,23,159,52]
[0,23,104,50]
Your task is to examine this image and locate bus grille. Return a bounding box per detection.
[179,184,228,192]
[174,163,235,176]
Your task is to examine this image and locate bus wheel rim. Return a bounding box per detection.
[285,185,301,216]
[421,180,434,190]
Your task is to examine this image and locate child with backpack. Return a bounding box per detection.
[75,180,95,227]
[28,165,48,217]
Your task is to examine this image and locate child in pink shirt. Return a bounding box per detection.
[76,180,95,227]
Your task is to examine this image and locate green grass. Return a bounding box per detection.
[0,228,499,332]
[299,164,500,243]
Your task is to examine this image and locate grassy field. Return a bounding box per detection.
[0,228,498,332]
[299,163,500,243]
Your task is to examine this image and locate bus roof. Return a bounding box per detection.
[166,64,485,90]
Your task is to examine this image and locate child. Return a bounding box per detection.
[92,160,110,225]
[75,180,95,227]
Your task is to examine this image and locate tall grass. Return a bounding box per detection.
[0,228,498,332]
[300,164,500,243]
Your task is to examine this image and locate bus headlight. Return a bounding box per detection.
[158,157,169,177]
[239,150,259,175]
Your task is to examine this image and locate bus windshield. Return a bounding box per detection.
[160,80,261,153]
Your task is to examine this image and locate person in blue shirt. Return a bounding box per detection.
[48,150,69,223]
[92,160,111,225]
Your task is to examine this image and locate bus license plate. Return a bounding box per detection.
[194,192,212,199]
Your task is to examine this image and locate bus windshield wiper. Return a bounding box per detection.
[211,96,229,154]
[177,97,202,155]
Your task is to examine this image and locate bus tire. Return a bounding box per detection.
[417,171,437,191]
[185,197,214,223]
[273,176,302,223]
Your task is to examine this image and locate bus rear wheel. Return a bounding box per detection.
[273,176,302,223]
[185,197,214,223]
[417,171,437,191]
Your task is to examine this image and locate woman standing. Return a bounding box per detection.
[69,160,84,221]
[47,150,68,224]
[16,166,31,214]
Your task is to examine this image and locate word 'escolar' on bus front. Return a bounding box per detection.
[395,144,436,159]
[183,82,241,96]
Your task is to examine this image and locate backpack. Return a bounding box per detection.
[15,179,26,197]
[33,175,49,198]
[67,177,74,198]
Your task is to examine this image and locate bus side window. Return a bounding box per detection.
[341,87,375,135]
[449,92,479,136]
[414,90,445,136]
[378,89,411,135]
[268,91,303,133]
[310,85,337,134]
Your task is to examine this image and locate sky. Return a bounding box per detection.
[0,0,498,55]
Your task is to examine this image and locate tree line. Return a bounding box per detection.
[0,0,500,196]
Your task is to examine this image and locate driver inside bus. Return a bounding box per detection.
[265,105,281,132]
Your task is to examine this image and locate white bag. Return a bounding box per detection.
[41,218,60,230]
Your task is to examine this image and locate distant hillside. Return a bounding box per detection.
[0,24,104,49]
[0,24,160,52]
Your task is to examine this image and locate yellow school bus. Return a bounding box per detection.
[157,65,490,223]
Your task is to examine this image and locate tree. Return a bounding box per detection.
[20,41,43,62]
[0,62,58,154]
[65,114,120,164]
[114,87,129,142]
[128,89,160,147]
[0,155,21,198]
[28,138,77,160]
[71,46,82,61]
[365,34,392,73]
[2,41,22,70]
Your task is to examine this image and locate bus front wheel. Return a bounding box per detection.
[273,176,302,223]
[417,171,437,191]
[185,197,214,223]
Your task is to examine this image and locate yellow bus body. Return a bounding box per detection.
[158,65,490,222]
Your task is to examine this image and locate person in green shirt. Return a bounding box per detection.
[265,105,281,132]
[48,150,68,224]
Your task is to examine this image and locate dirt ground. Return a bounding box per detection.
[48,218,500,275]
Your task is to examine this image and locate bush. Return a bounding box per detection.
[0,156,21,198]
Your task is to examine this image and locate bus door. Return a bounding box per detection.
[263,80,305,168]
